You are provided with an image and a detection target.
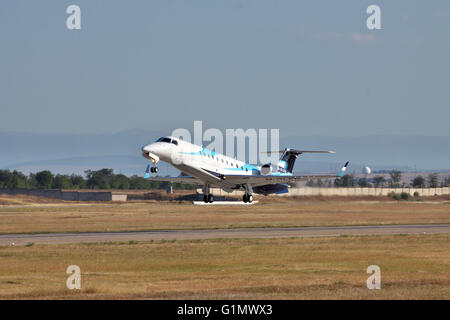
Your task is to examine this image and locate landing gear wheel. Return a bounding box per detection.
[203,195,208,203]
[152,167,158,173]
[248,194,253,203]
[243,194,248,203]
[208,194,214,203]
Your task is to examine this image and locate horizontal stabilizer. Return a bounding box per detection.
[263,149,335,154]
[263,148,335,173]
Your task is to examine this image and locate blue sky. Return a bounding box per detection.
[1,0,449,137]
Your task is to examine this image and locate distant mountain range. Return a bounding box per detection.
[1,130,449,176]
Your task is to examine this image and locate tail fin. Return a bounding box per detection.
[337,161,350,177]
[276,149,336,173]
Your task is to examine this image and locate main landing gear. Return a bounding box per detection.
[242,183,253,203]
[203,194,214,203]
[202,184,213,203]
[243,194,253,203]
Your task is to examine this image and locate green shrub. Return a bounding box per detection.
[400,192,412,201]
[388,192,412,201]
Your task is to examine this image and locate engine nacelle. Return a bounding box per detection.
[260,163,276,175]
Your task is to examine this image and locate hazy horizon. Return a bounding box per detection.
[1,131,449,174]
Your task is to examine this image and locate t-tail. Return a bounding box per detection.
[273,148,336,173]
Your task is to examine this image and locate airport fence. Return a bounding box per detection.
[0,188,127,201]
[1,187,448,202]
[200,187,450,197]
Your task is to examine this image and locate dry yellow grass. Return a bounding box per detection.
[0,198,449,234]
[0,234,448,299]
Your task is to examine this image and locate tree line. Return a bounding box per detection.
[0,169,194,190]
[1,168,448,190]
[307,170,450,188]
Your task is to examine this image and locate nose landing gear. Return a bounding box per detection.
[150,167,158,173]
[144,164,159,178]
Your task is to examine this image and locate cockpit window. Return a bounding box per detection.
[171,140,178,146]
[156,137,172,143]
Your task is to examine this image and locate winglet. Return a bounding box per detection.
[144,164,150,179]
[337,161,349,177]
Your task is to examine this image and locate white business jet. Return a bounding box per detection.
[142,136,348,203]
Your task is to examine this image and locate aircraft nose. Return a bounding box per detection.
[142,143,162,162]
[142,143,164,156]
[142,144,154,154]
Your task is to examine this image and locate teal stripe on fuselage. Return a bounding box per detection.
[178,148,292,177]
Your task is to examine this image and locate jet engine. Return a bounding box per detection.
[260,163,277,175]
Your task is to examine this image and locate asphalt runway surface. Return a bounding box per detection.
[0,224,449,245]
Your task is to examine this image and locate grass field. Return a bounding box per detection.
[0,234,448,299]
[0,194,449,299]
[0,195,449,234]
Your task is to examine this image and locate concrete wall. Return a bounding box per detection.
[0,188,63,199]
[111,194,128,202]
[284,187,449,197]
[0,189,127,201]
[2,187,447,201]
[198,187,450,197]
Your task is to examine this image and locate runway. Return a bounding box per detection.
[1,224,449,245]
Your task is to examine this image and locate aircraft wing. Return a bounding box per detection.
[223,161,349,185]
[145,176,202,184]
[143,161,349,187]
[223,174,339,185]
[145,173,340,187]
